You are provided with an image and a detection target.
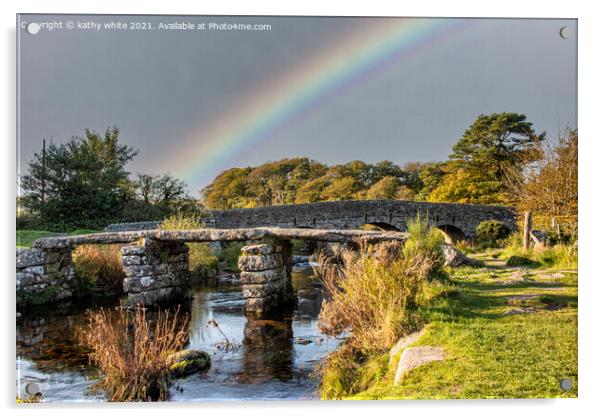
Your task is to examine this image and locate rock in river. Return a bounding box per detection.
[168,349,211,378]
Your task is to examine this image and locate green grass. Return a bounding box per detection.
[342,253,578,400]
[16,229,101,248]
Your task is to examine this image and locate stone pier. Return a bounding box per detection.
[238,240,294,315]
[121,238,191,306]
[16,247,74,306]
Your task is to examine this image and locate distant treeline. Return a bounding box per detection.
[18,113,577,237]
[201,113,556,209]
[202,157,433,209]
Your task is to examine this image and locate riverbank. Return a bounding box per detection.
[327,249,577,399]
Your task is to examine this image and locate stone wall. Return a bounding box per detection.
[105,221,161,232]
[121,239,191,306]
[238,241,294,315]
[16,248,74,306]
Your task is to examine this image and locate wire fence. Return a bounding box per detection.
[517,212,577,239]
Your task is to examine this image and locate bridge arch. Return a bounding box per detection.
[436,224,467,243]
[360,222,401,232]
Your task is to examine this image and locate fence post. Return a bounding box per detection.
[523,211,532,251]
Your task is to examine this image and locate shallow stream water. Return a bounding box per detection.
[16,270,338,402]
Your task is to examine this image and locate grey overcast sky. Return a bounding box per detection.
[17,15,577,194]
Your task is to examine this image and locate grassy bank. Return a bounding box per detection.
[341,250,577,399]
[17,229,100,248]
[317,219,448,398]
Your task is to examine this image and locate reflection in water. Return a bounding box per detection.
[16,270,338,402]
[239,316,294,384]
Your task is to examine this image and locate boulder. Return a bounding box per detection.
[168,349,211,378]
[389,328,426,366]
[441,243,475,267]
[394,346,445,385]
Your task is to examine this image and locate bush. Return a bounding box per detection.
[315,242,439,397]
[72,244,125,294]
[82,306,189,401]
[506,255,541,268]
[476,220,511,247]
[159,212,218,275]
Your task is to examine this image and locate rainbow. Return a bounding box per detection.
[163,18,470,189]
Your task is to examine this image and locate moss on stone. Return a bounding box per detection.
[168,349,211,378]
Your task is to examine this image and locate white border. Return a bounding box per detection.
[2,1,600,417]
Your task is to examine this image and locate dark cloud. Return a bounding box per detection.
[18,15,576,194]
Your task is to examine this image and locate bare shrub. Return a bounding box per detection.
[82,306,189,401]
[72,244,125,292]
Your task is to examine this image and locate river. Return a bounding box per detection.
[16,270,339,402]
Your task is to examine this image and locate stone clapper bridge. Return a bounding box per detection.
[17,200,515,315]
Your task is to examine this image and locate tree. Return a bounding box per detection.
[402,161,429,195]
[21,127,137,228]
[415,162,447,201]
[365,176,401,200]
[200,158,412,207]
[321,177,362,201]
[134,173,188,206]
[427,168,509,204]
[136,174,156,204]
[451,113,544,178]
[284,158,327,203]
[396,186,415,201]
[515,130,577,236]
[154,174,188,205]
[201,167,252,209]
[430,113,545,204]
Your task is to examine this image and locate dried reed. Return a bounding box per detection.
[82,306,189,401]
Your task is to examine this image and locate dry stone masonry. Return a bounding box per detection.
[121,238,191,306]
[16,247,74,306]
[105,200,515,242]
[17,227,408,309]
[238,241,294,315]
[205,200,515,241]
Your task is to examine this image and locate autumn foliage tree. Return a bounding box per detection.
[514,130,578,237]
[201,158,410,208]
